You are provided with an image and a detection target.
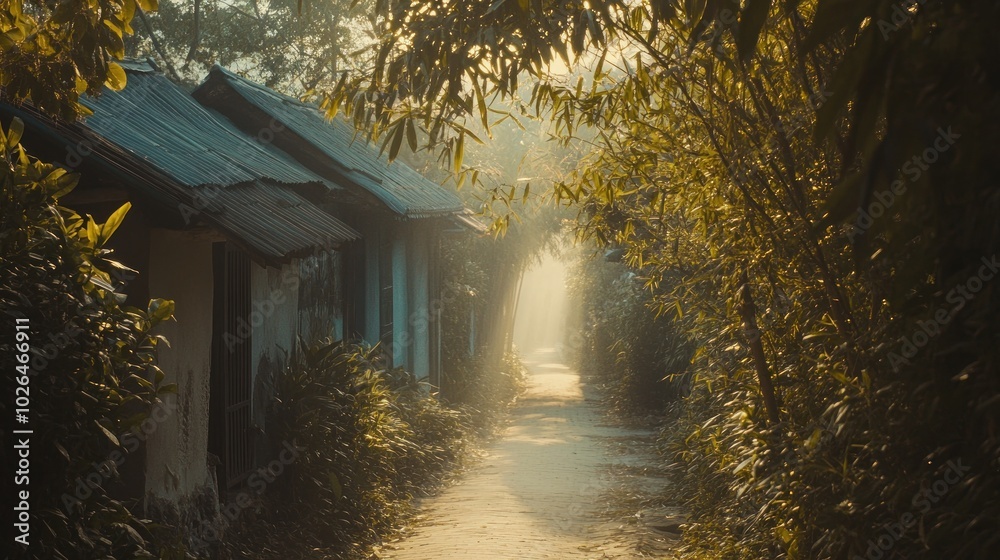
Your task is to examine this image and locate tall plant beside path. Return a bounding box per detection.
[219,339,473,559]
[319,1,1000,557]
[567,251,692,414]
[0,118,177,559]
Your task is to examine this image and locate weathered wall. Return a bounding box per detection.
[392,234,410,369]
[297,250,343,343]
[409,231,431,380]
[144,229,219,534]
[249,260,299,464]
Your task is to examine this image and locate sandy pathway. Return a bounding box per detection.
[378,350,677,560]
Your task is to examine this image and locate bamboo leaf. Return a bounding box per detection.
[454,132,465,174]
[388,119,405,161]
[405,118,418,152]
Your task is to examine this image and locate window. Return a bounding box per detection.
[209,242,254,492]
[343,241,366,341]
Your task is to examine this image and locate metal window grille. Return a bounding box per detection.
[344,241,366,340]
[210,242,254,491]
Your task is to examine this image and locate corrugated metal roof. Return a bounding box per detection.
[46,59,361,264]
[209,180,360,260]
[81,60,335,190]
[194,65,467,219]
[450,210,489,233]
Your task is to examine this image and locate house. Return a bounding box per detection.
[2,57,364,538]
[192,65,484,389]
[2,57,477,548]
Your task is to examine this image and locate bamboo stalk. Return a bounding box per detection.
[738,273,781,426]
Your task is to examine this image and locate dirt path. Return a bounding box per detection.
[377,349,679,560]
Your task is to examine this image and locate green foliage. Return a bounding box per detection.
[437,223,530,430]
[1,0,154,118]
[326,0,612,147]
[438,199,567,364]
[0,118,176,559]
[567,252,692,413]
[441,348,527,437]
[128,0,375,92]
[219,339,471,559]
[334,0,1000,557]
[547,4,998,558]
[560,11,999,556]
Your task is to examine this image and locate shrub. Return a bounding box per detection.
[567,254,692,413]
[218,339,472,559]
[440,350,527,436]
[0,118,176,559]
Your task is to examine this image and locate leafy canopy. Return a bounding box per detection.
[1,0,158,118]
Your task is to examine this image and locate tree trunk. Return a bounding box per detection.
[136,9,180,81]
[186,0,201,62]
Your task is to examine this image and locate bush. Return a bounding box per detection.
[0,119,176,559]
[218,339,472,559]
[440,350,527,436]
[567,253,692,413]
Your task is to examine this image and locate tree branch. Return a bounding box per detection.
[136,8,181,82]
[186,0,201,63]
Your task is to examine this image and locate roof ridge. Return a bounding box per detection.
[198,66,467,217]
[119,57,159,74]
[210,64,316,109]
[207,66,394,166]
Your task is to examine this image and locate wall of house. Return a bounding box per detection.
[339,217,439,380]
[364,227,382,346]
[391,234,410,369]
[249,260,299,464]
[428,230,444,387]
[297,250,343,343]
[144,229,219,529]
[409,232,431,380]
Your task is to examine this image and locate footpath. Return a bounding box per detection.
[378,349,680,559]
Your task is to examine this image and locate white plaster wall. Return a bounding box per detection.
[410,234,431,380]
[145,229,215,502]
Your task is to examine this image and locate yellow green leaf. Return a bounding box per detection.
[453,132,465,174]
[99,202,131,246]
[6,117,23,149]
[105,62,127,91]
